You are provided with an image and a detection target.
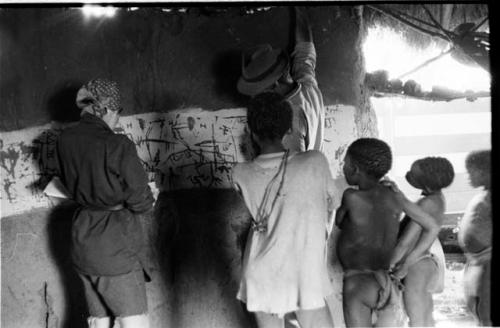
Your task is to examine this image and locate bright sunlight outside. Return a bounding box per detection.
[363,25,490,93]
[363,25,491,327]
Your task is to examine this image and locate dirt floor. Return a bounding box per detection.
[434,254,477,328]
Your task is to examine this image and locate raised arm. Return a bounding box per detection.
[295,7,313,43]
[290,7,317,83]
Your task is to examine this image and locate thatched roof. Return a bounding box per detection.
[135,4,488,53]
[363,4,489,50]
[363,4,490,100]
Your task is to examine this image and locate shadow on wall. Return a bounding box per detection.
[153,188,257,327]
[47,201,88,328]
[212,49,249,107]
[26,128,63,197]
[37,187,258,327]
[22,81,82,196]
[45,80,84,123]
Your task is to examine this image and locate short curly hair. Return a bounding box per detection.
[346,138,392,179]
[465,149,490,175]
[247,92,293,141]
[412,157,455,191]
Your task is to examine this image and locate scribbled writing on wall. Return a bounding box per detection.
[1,124,66,214]
[0,105,358,217]
[118,109,254,190]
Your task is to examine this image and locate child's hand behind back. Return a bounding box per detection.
[379,177,401,194]
[389,260,410,279]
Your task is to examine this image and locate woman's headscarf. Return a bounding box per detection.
[76,78,121,117]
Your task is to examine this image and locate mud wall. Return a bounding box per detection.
[1,6,377,328]
[0,6,372,131]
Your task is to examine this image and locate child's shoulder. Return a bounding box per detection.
[353,185,400,206]
[342,187,358,195]
[293,151,332,174]
[231,161,252,178]
[417,194,445,211]
[295,149,328,163]
[341,187,362,203]
[466,190,491,215]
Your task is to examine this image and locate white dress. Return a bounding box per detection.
[232,150,339,316]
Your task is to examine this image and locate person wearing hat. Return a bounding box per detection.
[237,7,325,154]
[55,79,154,328]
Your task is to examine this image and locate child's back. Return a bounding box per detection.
[398,193,445,247]
[335,138,439,327]
[234,150,336,316]
[337,185,402,271]
[233,92,337,327]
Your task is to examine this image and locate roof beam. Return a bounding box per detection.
[440,4,454,30]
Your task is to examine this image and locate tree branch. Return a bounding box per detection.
[421,4,455,42]
[366,5,450,42]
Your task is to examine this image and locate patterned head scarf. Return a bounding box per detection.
[76,79,121,117]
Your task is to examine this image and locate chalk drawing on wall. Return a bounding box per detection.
[117,108,254,191]
[1,105,358,217]
[1,124,65,215]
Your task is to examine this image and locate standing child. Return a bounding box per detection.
[391,157,455,326]
[457,150,491,326]
[335,138,440,327]
[232,92,337,328]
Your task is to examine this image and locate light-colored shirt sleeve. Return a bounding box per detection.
[286,41,325,153]
[291,41,317,86]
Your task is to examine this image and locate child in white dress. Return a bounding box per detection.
[232,92,338,328]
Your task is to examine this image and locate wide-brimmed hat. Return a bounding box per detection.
[237,44,289,96]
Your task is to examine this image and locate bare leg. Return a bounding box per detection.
[117,314,150,328]
[254,312,285,328]
[403,258,436,326]
[88,317,111,328]
[464,262,491,326]
[403,290,434,327]
[477,262,491,326]
[284,312,301,328]
[465,296,480,325]
[343,274,379,327]
[295,306,334,328]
